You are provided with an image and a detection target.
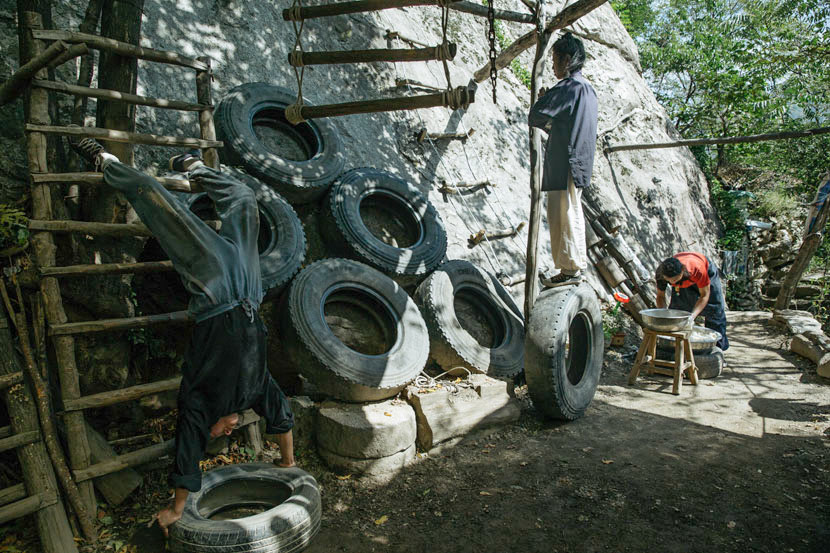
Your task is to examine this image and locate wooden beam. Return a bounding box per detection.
[73,439,175,483]
[0,484,26,507]
[32,79,207,111]
[30,219,154,237]
[31,29,208,70]
[473,0,608,83]
[0,371,22,390]
[290,44,456,66]
[25,124,223,148]
[31,171,193,192]
[0,492,58,525]
[283,0,462,21]
[196,56,220,169]
[605,126,830,153]
[40,260,174,278]
[62,376,182,412]
[450,2,534,24]
[46,43,89,69]
[0,430,40,453]
[50,311,191,337]
[0,40,69,106]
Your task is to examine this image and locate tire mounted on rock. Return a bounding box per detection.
[214,82,345,204]
[182,168,306,293]
[524,284,604,420]
[654,345,724,379]
[280,258,430,402]
[169,464,320,553]
[321,168,447,282]
[414,260,524,378]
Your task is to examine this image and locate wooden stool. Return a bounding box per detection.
[628,329,698,395]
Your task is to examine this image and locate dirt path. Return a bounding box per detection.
[303,311,830,553]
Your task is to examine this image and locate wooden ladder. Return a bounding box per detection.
[18,12,251,517]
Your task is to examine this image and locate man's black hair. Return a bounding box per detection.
[553,32,586,74]
[658,257,684,279]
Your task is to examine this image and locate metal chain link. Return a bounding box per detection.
[487,0,498,103]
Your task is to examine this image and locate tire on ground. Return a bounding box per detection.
[414,260,524,378]
[214,82,345,204]
[320,168,447,282]
[524,284,604,420]
[280,258,430,402]
[655,346,724,379]
[169,464,320,553]
[183,168,306,293]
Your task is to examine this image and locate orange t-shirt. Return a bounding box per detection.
[673,252,710,289]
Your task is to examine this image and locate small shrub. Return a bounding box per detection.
[755,188,797,218]
[0,204,28,249]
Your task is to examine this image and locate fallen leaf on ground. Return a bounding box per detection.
[336,474,352,480]
[479,491,492,496]
[384,412,392,417]
[374,515,389,525]
[520,461,528,466]
[216,454,232,464]
[727,521,736,529]
[602,459,614,464]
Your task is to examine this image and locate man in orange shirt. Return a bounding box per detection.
[655,252,729,350]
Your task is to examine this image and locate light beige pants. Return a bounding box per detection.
[546,176,587,275]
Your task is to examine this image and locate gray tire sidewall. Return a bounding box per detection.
[414,260,524,378]
[652,345,724,379]
[181,168,306,293]
[169,464,320,553]
[280,258,429,402]
[656,336,716,355]
[215,82,345,204]
[524,284,604,420]
[321,168,447,280]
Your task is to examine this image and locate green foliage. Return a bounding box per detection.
[611,0,655,38]
[709,179,749,250]
[602,303,625,339]
[0,204,28,248]
[490,11,531,89]
[755,187,798,218]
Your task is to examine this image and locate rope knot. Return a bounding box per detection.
[289,50,305,67]
[286,5,303,21]
[285,103,306,125]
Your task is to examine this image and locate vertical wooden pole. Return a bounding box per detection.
[0,303,78,553]
[196,56,219,169]
[20,11,97,515]
[523,7,556,321]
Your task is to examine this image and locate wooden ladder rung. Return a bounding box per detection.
[41,261,174,278]
[0,484,26,508]
[49,311,191,337]
[31,30,209,71]
[25,124,223,149]
[0,371,23,391]
[292,86,475,121]
[29,219,220,237]
[73,439,174,483]
[0,426,10,439]
[32,79,209,112]
[32,171,193,192]
[283,0,461,21]
[62,376,181,412]
[0,491,57,525]
[0,430,40,454]
[290,44,456,66]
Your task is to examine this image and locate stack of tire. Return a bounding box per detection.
[209,83,526,404]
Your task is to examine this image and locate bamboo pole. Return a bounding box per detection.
[196,56,219,169]
[31,171,193,192]
[605,126,830,153]
[293,86,474,121]
[73,439,175,483]
[62,376,182,412]
[46,43,89,69]
[524,20,556,320]
[31,29,208,70]
[25,124,223,148]
[283,0,462,21]
[41,260,174,278]
[290,44,456,66]
[50,311,192,337]
[473,0,608,83]
[33,79,207,111]
[0,278,97,543]
[0,39,69,106]
[450,1,534,23]
[21,10,97,518]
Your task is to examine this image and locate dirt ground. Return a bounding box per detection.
[4,311,829,553]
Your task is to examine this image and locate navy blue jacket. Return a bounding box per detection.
[528,71,598,191]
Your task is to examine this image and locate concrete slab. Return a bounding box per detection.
[316,399,416,459]
[407,373,521,450]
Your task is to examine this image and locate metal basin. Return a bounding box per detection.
[640,308,691,332]
[657,325,720,352]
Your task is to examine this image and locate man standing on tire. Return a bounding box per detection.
[655,252,730,350]
[69,136,296,537]
[529,32,598,288]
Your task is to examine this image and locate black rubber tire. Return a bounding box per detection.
[182,168,306,293]
[320,168,447,282]
[524,284,604,420]
[414,260,524,378]
[280,258,430,402]
[656,335,716,355]
[214,82,345,204]
[169,464,320,553]
[655,346,724,379]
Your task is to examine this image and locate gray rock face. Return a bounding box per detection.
[0,1,720,310]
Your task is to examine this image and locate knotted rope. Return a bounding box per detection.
[286,0,307,124]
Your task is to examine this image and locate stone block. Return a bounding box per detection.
[316,399,416,459]
[318,443,416,477]
[408,374,521,451]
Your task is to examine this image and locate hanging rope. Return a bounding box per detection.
[439,0,454,93]
[286,0,307,125]
[487,0,498,103]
